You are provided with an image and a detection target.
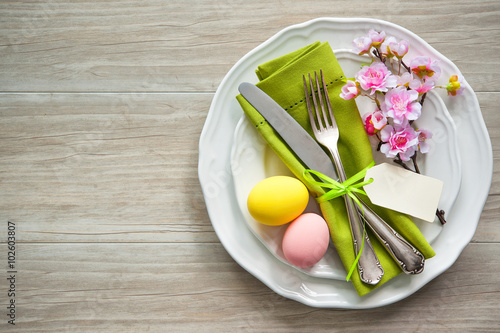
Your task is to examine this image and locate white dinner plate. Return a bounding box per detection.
[198,18,493,308]
[230,50,462,279]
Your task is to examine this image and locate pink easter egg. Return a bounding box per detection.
[282,213,330,268]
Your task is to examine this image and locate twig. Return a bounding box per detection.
[411,154,420,174]
[375,133,384,151]
[420,92,427,106]
[393,156,412,171]
[401,59,411,73]
[373,48,384,63]
[436,209,447,225]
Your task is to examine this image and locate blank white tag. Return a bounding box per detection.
[363,163,443,222]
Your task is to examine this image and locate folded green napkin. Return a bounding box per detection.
[236,41,435,296]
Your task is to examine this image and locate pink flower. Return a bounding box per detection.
[355,62,397,95]
[352,36,372,55]
[381,86,421,124]
[339,80,360,100]
[368,29,386,46]
[409,79,435,94]
[380,36,397,57]
[446,75,465,96]
[362,110,387,135]
[389,39,410,58]
[410,56,441,81]
[417,128,433,153]
[397,72,414,87]
[380,125,419,161]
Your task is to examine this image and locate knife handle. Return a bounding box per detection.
[356,198,425,275]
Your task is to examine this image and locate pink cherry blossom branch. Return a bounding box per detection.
[345,29,462,225]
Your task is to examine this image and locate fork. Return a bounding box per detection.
[304,70,425,279]
[304,70,384,285]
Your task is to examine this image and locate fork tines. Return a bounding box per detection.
[303,70,336,132]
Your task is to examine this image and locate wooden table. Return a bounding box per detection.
[1,1,498,332]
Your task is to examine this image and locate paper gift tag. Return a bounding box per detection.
[363,163,443,222]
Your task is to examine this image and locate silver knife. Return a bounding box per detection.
[238,82,425,275]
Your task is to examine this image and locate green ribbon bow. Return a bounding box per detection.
[303,161,375,281]
[303,161,375,205]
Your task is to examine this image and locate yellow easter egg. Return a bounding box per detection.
[247,176,309,226]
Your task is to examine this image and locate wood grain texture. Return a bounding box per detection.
[0,0,499,331]
[0,92,498,243]
[0,243,499,332]
[0,1,498,92]
[0,93,215,243]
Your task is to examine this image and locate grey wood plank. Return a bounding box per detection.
[0,242,498,332]
[0,92,497,243]
[479,92,500,195]
[474,194,500,243]
[0,92,215,243]
[0,1,498,92]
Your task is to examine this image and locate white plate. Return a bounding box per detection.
[230,50,462,278]
[198,18,493,308]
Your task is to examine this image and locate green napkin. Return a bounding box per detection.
[236,41,435,296]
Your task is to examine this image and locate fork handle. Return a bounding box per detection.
[330,150,384,285]
[355,198,425,274]
[332,146,425,274]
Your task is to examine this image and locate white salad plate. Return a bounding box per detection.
[198,17,493,308]
[230,50,462,279]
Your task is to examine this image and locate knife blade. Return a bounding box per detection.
[238,82,337,177]
[238,82,425,275]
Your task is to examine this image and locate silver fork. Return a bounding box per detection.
[304,70,384,285]
[304,70,425,279]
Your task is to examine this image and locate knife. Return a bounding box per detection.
[238,82,425,275]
